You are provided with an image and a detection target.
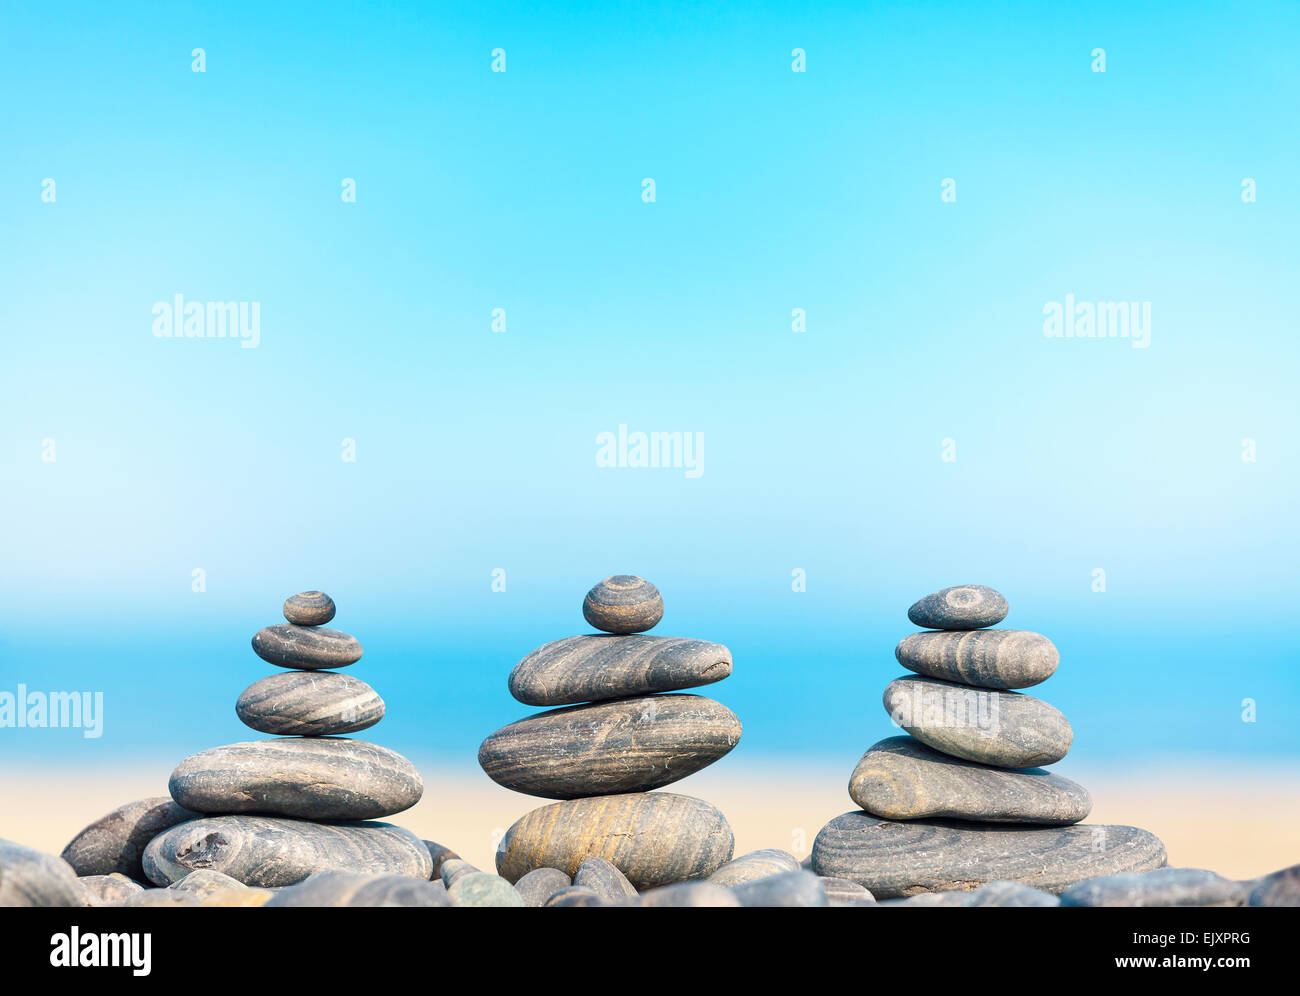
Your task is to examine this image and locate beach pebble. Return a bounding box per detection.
[202,887,275,907]
[708,848,802,887]
[1248,863,1300,907]
[895,629,1059,690]
[820,877,876,906]
[440,858,479,889]
[283,590,336,626]
[510,635,732,707]
[908,585,1008,630]
[1061,867,1251,907]
[582,576,663,634]
[169,868,249,898]
[422,840,459,880]
[479,694,741,799]
[496,792,734,889]
[236,671,385,736]
[142,815,432,887]
[963,881,1061,906]
[448,871,526,907]
[0,839,86,907]
[267,871,449,907]
[811,811,1166,899]
[544,886,605,907]
[883,675,1072,768]
[515,867,572,907]
[730,869,827,907]
[123,888,202,907]
[168,738,423,820]
[630,882,741,907]
[574,857,638,902]
[252,624,363,670]
[850,736,1090,824]
[61,796,199,880]
[78,873,145,906]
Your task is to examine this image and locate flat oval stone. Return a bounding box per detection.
[582,575,663,634]
[820,876,875,906]
[708,848,802,887]
[883,676,1072,768]
[252,624,362,670]
[631,882,740,907]
[266,871,449,907]
[79,873,145,906]
[142,815,432,887]
[169,738,423,820]
[811,811,1166,898]
[895,629,1059,689]
[850,736,1090,824]
[236,671,385,736]
[573,857,638,902]
[283,590,336,626]
[1249,863,1300,907]
[61,796,199,879]
[731,869,828,907]
[515,867,572,907]
[1061,867,1250,907]
[908,585,1008,630]
[509,635,732,706]
[448,871,526,907]
[478,694,741,798]
[496,792,734,889]
[0,840,86,906]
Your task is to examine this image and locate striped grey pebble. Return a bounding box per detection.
[709,848,802,887]
[496,792,734,890]
[850,736,1091,825]
[908,585,1008,630]
[811,811,1166,899]
[78,873,145,906]
[574,857,638,902]
[422,840,459,880]
[582,575,663,634]
[448,871,526,907]
[0,840,86,907]
[440,858,480,889]
[1061,867,1251,907]
[266,871,450,907]
[169,738,423,820]
[142,815,433,887]
[515,867,572,907]
[1249,863,1300,907]
[895,629,1059,690]
[820,877,875,906]
[283,590,336,626]
[509,635,732,706]
[544,886,605,907]
[478,694,741,799]
[731,870,828,907]
[169,869,248,898]
[236,671,386,736]
[883,675,1072,768]
[61,796,199,879]
[630,882,741,907]
[252,624,363,670]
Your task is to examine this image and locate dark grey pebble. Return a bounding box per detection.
[1061,867,1251,907]
[573,857,638,902]
[236,671,385,736]
[730,869,827,907]
[515,867,572,907]
[0,840,85,906]
[1249,863,1300,907]
[283,590,336,626]
[908,585,1009,630]
[582,575,664,634]
[543,885,605,907]
[251,624,363,669]
[61,796,199,880]
[895,629,1059,689]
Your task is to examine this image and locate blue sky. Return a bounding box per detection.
[1,1,1297,769]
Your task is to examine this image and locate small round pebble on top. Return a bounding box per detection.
[283,590,336,627]
[907,584,1008,630]
[582,575,663,634]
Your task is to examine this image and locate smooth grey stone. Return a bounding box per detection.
[544,885,605,907]
[850,736,1090,824]
[169,738,423,820]
[448,871,525,907]
[896,629,1059,690]
[236,671,385,736]
[811,811,1166,898]
[708,848,802,887]
[574,857,638,902]
[820,876,875,906]
[252,624,362,670]
[1249,863,1300,907]
[283,590,336,626]
[509,635,732,706]
[479,694,741,798]
[908,585,1008,630]
[440,858,479,889]
[78,873,145,906]
[630,882,741,907]
[422,840,458,879]
[169,869,248,898]
[878,891,969,907]
[884,675,1072,768]
[497,792,734,889]
[61,796,199,879]
[1062,867,1251,907]
[123,888,202,907]
[142,815,432,887]
[731,869,827,907]
[266,871,449,907]
[582,575,663,634]
[515,867,572,907]
[964,881,1061,906]
[0,840,85,907]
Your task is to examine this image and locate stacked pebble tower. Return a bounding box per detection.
[811,584,1169,900]
[481,575,741,891]
[136,591,433,888]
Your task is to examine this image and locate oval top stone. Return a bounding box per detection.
[252,624,362,669]
[895,629,1058,689]
[908,585,1008,630]
[283,590,336,626]
[236,671,385,736]
[582,576,663,634]
[509,634,732,706]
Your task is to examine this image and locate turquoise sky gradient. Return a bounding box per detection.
[2,2,1297,769]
